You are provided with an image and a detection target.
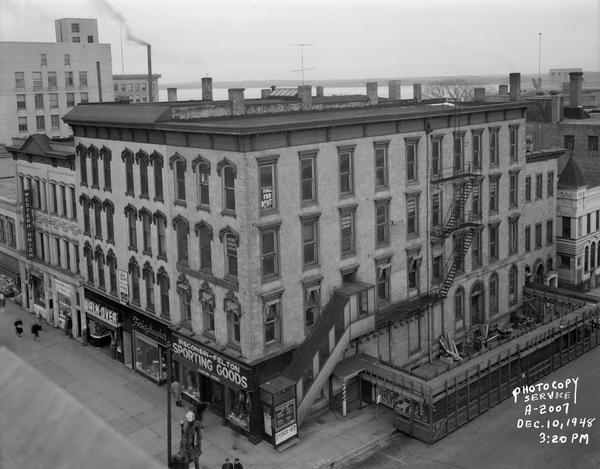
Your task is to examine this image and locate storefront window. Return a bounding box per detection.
[0,274,15,296]
[228,388,250,431]
[134,333,167,381]
[89,319,111,339]
[32,275,45,307]
[179,362,200,402]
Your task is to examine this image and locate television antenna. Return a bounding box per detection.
[290,44,315,86]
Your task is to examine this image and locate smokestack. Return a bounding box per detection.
[147,44,153,103]
[202,77,213,101]
[474,87,486,103]
[569,71,583,107]
[298,85,312,109]
[366,82,378,105]
[388,80,402,100]
[499,84,508,95]
[509,73,521,101]
[551,94,564,123]
[413,83,422,102]
[261,88,271,99]
[228,88,245,116]
[167,88,177,102]
[316,86,324,97]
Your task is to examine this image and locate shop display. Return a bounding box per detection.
[89,319,111,339]
[134,334,167,381]
[181,364,200,401]
[228,389,250,430]
[0,274,15,297]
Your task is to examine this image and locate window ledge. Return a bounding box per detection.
[153,197,164,204]
[103,187,112,193]
[140,194,149,200]
[128,247,138,253]
[157,254,168,261]
[174,200,187,208]
[221,209,236,219]
[142,250,152,257]
[196,205,210,213]
[125,191,135,198]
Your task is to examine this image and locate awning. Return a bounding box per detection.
[0,252,19,277]
[333,353,378,380]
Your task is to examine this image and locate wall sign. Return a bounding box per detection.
[55,279,71,298]
[118,270,129,304]
[23,189,35,259]
[84,298,121,327]
[275,399,296,430]
[172,335,251,389]
[131,313,168,345]
[275,423,297,445]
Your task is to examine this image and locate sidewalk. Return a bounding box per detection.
[0,299,397,469]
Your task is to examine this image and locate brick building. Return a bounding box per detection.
[113,74,161,103]
[63,74,558,444]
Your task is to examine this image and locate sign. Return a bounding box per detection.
[274,399,296,430]
[118,270,128,304]
[55,279,71,298]
[23,189,35,259]
[275,423,297,445]
[263,409,272,436]
[84,298,121,327]
[172,335,251,389]
[261,187,273,209]
[131,313,168,345]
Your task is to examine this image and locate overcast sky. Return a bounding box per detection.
[1,0,598,84]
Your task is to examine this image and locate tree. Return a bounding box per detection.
[423,80,475,102]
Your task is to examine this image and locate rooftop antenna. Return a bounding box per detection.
[120,27,125,74]
[290,43,315,86]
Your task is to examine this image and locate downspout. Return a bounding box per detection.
[425,120,433,362]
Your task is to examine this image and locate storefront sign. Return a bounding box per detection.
[274,423,297,445]
[263,409,272,436]
[55,279,71,298]
[118,270,129,304]
[23,189,35,259]
[131,313,168,345]
[84,298,121,327]
[172,335,251,389]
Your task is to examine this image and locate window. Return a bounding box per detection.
[16,94,26,110]
[489,128,499,166]
[489,274,498,317]
[123,150,134,195]
[155,212,167,259]
[179,282,192,325]
[32,72,42,89]
[300,216,319,268]
[509,265,518,305]
[196,222,213,272]
[225,294,241,345]
[547,220,554,245]
[34,180,41,209]
[200,282,215,333]
[489,223,499,262]
[374,142,388,189]
[597,210,600,231]
[259,159,278,213]
[171,155,186,203]
[562,217,572,238]
[141,210,152,255]
[564,135,574,150]
[90,147,99,188]
[55,237,61,267]
[96,248,105,290]
[406,139,419,182]
[375,199,390,247]
[143,263,154,311]
[35,94,44,109]
[406,194,419,237]
[454,288,464,322]
[536,173,543,199]
[534,223,542,249]
[509,172,518,207]
[588,213,592,234]
[152,152,164,201]
[264,296,282,344]
[50,183,57,214]
[51,115,60,130]
[60,185,67,217]
[157,267,170,318]
[221,228,239,279]
[339,147,354,195]
[71,23,79,32]
[84,244,94,284]
[471,182,481,217]
[101,147,112,191]
[472,131,482,170]
[525,225,531,252]
[431,137,442,177]
[219,160,236,213]
[15,72,25,89]
[376,259,391,304]
[585,246,590,272]
[340,207,356,256]
[129,258,140,305]
[173,216,190,265]
[79,71,88,87]
[80,92,88,103]
[64,54,70,66]
[66,93,75,107]
[432,192,441,227]
[525,176,531,201]
[138,151,149,198]
[509,126,519,162]
[18,117,27,132]
[509,217,519,254]
[194,158,210,209]
[453,132,464,173]
[105,201,114,243]
[35,115,45,131]
[71,36,80,43]
[299,151,317,204]
[432,254,442,283]
[88,35,94,43]
[589,136,599,151]
[82,197,91,234]
[489,176,499,212]
[408,253,421,290]
[126,206,137,250]
[261,225,280,281]
[120,84,126,92]
[48,72,57,89]
[547,172,554,197]
[65,71,74,87]
[472,229,482,268]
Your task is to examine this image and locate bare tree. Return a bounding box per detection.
[423,80,475,102]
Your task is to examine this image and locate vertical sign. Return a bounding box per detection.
[118,269,129,304]
[23,189,35,259]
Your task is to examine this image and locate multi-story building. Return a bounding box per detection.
[6,135,83,333]
[0,18,114,145]
[0,176,21,298]
[54,18,99,44]
[113,74,160,103]
[63,74,557,444]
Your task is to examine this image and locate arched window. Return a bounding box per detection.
[220,226,239,279]
[139,208,152,255]
[124,204,137,250]
[509,265,518,305]
[592,243,596,270]
[77,144,88,186]
[177,274,192,326]
[195,221,213,273]
[489,273,498,317]
[199,281,215,333]
[585,246,590,272]
[79,194,91,235]
[94,246,105,290]
[137,150,149,199]
[157,266,170,319]
[547,257,553,272]
[192,155,210,209]
[122,148,135,196]
[153,210,167,259]
[224,290,241,345]
[89,145,99,188]
[169,153,187,203]
[454,287,464,323]
[100,146,112,191]
[172,215,189,265]
[103,200,115,243]
[470,282,484,325]
[304,283,321,330]
[263,294,282,344]
[218,158,237,214]
[150,151,164,201]
[128,257,140,305]
[83,242,93,284]
[142,261,154,312]
[92,197,102,239]
[106,249,117,296]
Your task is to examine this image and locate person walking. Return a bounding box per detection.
[0,292,5,313]
[233,457,243,469]
[31,323,41,341]
[65,314,73,338]
[171,378,182,407]
[14,319,23,337]
[221,458,234,469]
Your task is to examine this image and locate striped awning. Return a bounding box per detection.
[0,252,19,277]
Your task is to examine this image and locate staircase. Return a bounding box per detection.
[437,226,476,298]
[432,181,472,238]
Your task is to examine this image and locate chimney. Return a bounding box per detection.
[202,77,213,101]
[569,71,583,107]
[366,82,378,105]
[228,88,245,116]
[474,87,486,103]
[509,73,521,101]
[261,88,271,99]
[167,88,177,102]
[147,44,153,103]
[499,84,508,95]
[316,86,324,97]
[551,94,564,123]
[388,80,402,100]
[298,85,312,109]
[413,83,422,102]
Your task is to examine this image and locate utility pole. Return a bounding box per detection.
[120,27,125,74]
[290,44,315,86]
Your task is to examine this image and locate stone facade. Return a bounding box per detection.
[112,74,160,103]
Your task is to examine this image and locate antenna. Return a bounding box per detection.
[120,27,125,74]
[290,44,315,86]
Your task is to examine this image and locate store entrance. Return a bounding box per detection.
[201,376,225,416]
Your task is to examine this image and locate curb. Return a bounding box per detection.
[317,430,398,469]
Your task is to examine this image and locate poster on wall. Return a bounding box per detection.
[118,270,129,304]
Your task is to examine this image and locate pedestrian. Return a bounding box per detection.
[35,311,42,330]
[110,333,117,359]
[65,314,73,338]
[231,425,240,451]
[0,292,5,313]
[194,401,207,423]
[221,458,234,469]
[31,323,41,341]
[233,457,243,469]
[171,378,182,407]
[14,319,23,337]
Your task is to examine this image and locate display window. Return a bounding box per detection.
[0,274,15,297]
[31,275,45,307]
[228,388,251,431]
[134,333,167,381]
[89,319,111,339]
[58,292,71,321]
[178,361,200,402]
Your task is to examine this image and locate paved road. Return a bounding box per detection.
[347,344,600,469]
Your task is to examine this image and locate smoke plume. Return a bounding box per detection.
[94,0,147,45]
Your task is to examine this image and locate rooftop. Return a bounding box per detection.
[113,74,162,80]
[558,151,600,189]
[6,134,74,160]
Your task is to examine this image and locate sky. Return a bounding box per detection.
[0,0,598,85]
